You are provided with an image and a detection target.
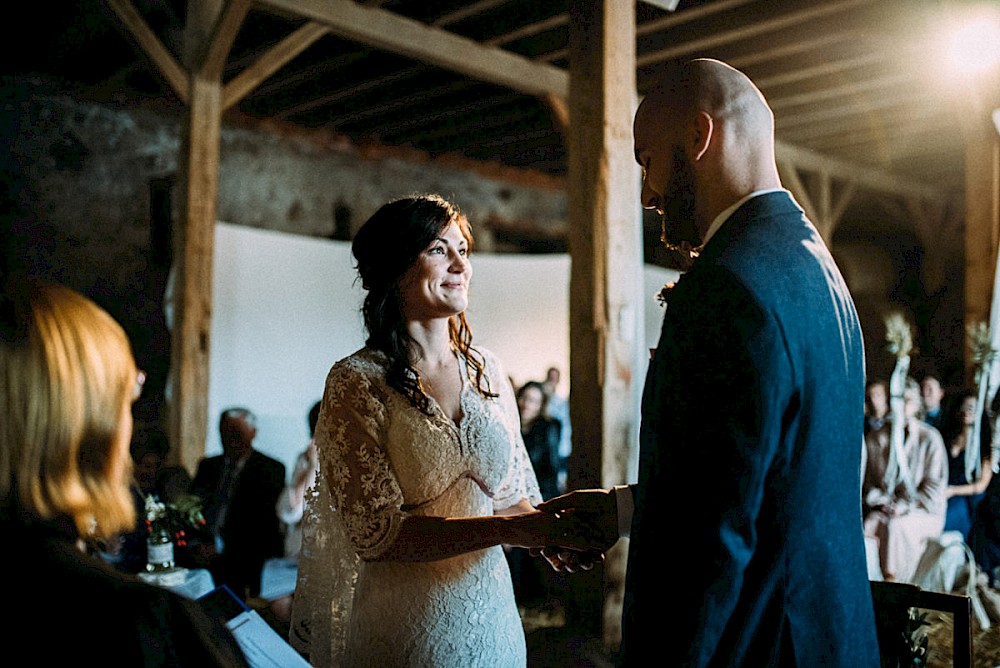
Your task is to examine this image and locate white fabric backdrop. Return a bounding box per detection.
[208,222,678,479]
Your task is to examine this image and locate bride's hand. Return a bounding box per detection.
[529,546,604,573]
[535,489,620,554]
[512,507,613,553]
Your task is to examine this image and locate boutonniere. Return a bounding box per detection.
[655,282,676,308]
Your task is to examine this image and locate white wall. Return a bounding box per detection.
[209,222,678,479]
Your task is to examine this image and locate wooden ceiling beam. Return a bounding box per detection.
[752,52,890,89]
[261,0,568,98]
[319,86,468,128]
[246,50,373,102]
[483,15,567,48]
[636,0,871,68]
[104,0,189,103]
[637,0,753,35]
[806,125,956,158]
[773,90,920,131]
[431,0,509,27]
[346,90,522,138]
[477,127,558,150]
[394,104,541,144]
[766,73,914,112]
[776,139,949,204]
[779,104,948,143]
[223,22,331,110]
[724,31,858,71]
[546,0,783,63]
[198,0,252,79]
[274,64,428,119]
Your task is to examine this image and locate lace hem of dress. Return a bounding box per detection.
[289,469,359,666]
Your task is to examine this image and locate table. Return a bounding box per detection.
[138,567,215,599]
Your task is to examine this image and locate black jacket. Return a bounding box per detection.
[1,508,249,667]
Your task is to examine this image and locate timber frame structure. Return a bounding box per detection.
[68,0,1000,639]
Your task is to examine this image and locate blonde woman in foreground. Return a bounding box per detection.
[0,279,248,667]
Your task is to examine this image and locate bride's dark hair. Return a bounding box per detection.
[352,194,496,413]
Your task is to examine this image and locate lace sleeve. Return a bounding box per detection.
[485,351,542,511]
[290,355,405,665]
[319,359,406,560]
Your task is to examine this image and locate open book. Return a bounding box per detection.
[199,585,309,668]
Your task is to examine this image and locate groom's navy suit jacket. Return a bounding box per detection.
[622,192,879,666]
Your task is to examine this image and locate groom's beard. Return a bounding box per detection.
[659,147,701,256]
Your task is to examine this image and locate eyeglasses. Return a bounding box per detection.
[133,369,147,402]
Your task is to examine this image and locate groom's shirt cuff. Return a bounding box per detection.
[613,484,634,538]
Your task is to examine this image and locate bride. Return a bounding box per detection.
[290,194,592,667]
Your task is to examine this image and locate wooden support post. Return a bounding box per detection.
[172,75,222,473]
[566,0,642,646]
[170,0,224,473]
[963,115,1000,383]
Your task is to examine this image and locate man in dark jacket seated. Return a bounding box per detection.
[191,408,285,600]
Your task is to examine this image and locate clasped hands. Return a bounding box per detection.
[524,488,620,573]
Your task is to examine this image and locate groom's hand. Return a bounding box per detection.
[537,488,620,553]
[529,546,604,573]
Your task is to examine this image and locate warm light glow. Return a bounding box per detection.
[944,11,1000,75]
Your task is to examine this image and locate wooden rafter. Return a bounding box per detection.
[104,0,189,103]
[776,140,950,205]
[261,0,569,98]
[223,21,330,110]
[198,0,252,78]
[636,0,872,68]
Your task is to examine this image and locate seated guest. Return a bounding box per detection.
[969,463,1000,585]
[0,279,247,666]
[133,430,169,497]
[276,401,321,560]
[132,428,192,503]
[865,378,889,434]
[191,407,285,600]
[104,429,195,574]
[941,390,994,542]
[920,373,947,432]
[863,377,948,582]
[516,381,562,502]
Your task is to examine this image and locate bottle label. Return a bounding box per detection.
[148,541,174,567]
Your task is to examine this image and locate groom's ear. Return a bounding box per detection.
[687,111,713,162]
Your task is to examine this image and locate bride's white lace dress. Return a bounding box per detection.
[290,347,541,667]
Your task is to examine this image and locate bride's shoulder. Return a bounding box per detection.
[467,346,510,382]
[467,344,495,361]
[476,345,508,368]
[327,347,388,382]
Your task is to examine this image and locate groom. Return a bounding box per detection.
[541,59,880,666]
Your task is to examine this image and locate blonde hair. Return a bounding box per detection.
[1,281,137,538]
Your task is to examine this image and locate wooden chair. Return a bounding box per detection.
[870,580,973,667]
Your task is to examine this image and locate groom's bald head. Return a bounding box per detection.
[634,59,782,242]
